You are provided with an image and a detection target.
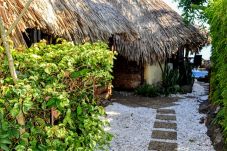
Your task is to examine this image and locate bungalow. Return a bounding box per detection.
[0,0,207,91]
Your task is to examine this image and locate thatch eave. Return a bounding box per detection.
[0,0,208,64]
[0,0,138,46]
[106,0,208,64]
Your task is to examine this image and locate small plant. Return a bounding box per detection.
[162,65,181,95]
[135,84,161,97]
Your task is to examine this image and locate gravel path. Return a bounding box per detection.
[105,81,215,151]
[105,103,156,151]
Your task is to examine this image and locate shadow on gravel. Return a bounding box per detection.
[111,91,179,109]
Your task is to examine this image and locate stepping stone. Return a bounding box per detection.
[149,141,177,151]
[156,114,176,121]
[157,109,176,114]
[152,130,177,140]
[154,121,177,130]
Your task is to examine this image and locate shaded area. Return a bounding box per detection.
[111,91,178,109]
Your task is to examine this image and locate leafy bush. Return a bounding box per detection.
[135,84,161,97]
[207,0,227,140]
[162,65,181,95]
[0,40,114,150]
[136,65,181,97]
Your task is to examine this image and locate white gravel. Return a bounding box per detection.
[105,81,215,151]
[173,99,215,151]
[105,103,156,151]
[164,81,215,151]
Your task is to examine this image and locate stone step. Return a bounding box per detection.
[154,121,177,130]
[151,130,177,140]
[157,109,176,114]
[155,119,177,124]
[149,141,177,151]
[156,114,176,121]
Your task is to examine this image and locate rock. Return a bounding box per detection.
[200,117,205,124]
[205,104,227,151]
[200,95,209,101]
[214,128,223,144]
[199,101,210,113]
[98,99,111,107]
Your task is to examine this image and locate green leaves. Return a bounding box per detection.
[174,0,207,24]
[205,0,227,143]
[71,69,90,79]
[0,41,114,150]
[77,106,83,115]
[10,103,20,117]
[0,128,18,151]
[46,97,60,108]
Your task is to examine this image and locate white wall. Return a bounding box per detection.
[144,63,164,85]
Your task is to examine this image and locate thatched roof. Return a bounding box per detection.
[0,0,137,46]
[106,0,207,63]
[0,0,207,63]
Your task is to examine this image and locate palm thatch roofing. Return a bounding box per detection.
[0,0,137,45]
[0,0,207,64]
[106,0,207,63]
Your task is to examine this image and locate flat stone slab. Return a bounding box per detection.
[149,141,177,151]
[152,130,177,140]
[156,114,176,121]
[157,109,176,114]
[154,121,177,130]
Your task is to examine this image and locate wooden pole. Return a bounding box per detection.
[0,0,34,139]
[0,18,18,83]
[0,17,26,135]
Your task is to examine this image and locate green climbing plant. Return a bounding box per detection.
[207,0,227,141]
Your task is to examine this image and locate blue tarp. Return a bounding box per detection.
[192,70,208,78]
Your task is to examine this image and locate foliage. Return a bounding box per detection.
[135,84,161,97]
[174,0,208,24]
[0,40,114,150]
[162,65,181,95]
[207,0,227,141]
[136,65,181,97]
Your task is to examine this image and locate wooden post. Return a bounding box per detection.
[0,18,26,135]
[0,18,18,83]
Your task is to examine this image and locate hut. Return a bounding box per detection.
[0,0,207,90]
[105,0,207,89]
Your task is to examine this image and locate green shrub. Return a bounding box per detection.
[207,0,227,141]
[162,65,181,95]
[135,84,161,97]
[136,65,182,97]
[0,40,114,150]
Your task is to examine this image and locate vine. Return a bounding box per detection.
[207,0,227,140]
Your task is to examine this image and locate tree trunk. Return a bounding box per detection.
[0,18,26,135]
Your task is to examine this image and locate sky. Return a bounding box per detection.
[162,0,211,60]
